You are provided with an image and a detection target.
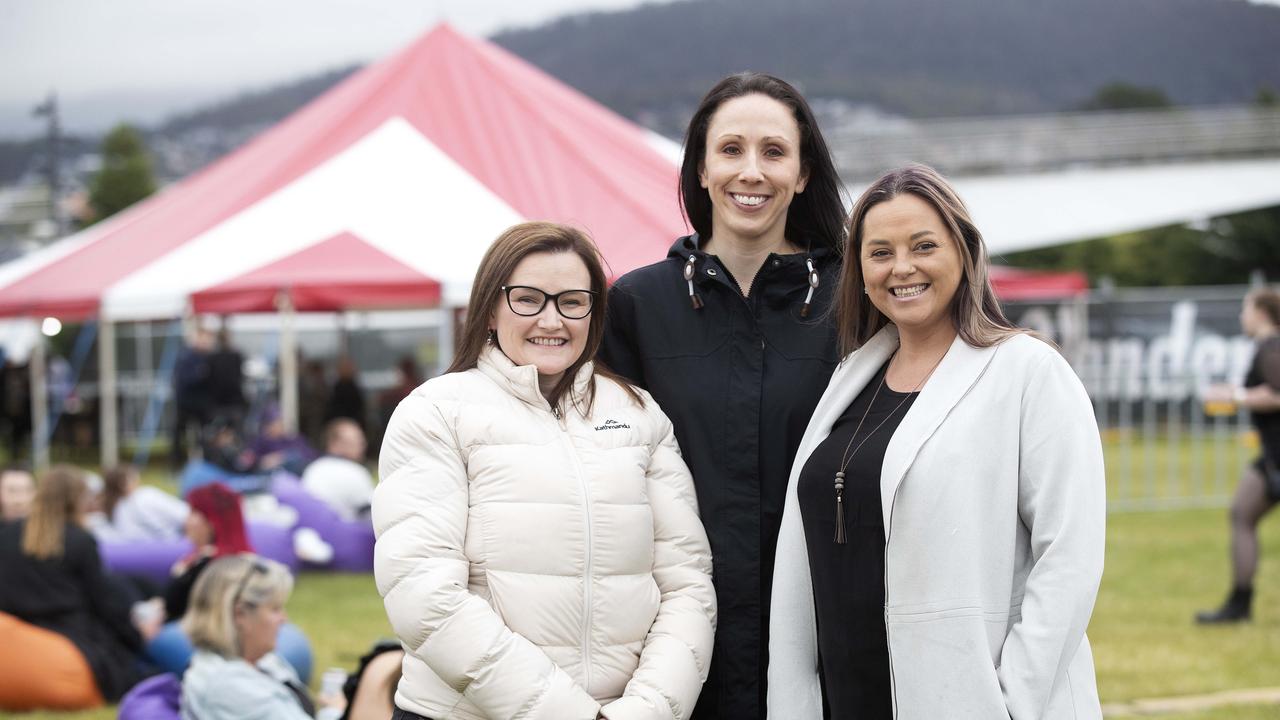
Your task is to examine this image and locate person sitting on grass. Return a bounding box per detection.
[180,554,344,720]
[247,405,318,476]
[98,464,189,543]
[0,465,162,703]
[301,418,374,522]
[165,482,253,621]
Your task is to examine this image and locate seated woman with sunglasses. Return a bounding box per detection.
[180,554,344,720]
[375,221,716,720]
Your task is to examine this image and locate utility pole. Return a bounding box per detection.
[32,93,63,238]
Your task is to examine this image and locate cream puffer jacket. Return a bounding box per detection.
[374,347,716,720]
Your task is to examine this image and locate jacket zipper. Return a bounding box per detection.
[550,401,595,691]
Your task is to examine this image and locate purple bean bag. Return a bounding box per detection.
[100,522,300,584]
[117,672,180,720]
[272,473,375,571]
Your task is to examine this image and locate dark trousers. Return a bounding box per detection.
[170,404,208,468]
[391,710,434,720]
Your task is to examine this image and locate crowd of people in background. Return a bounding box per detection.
[0,461,401,718]
[0,320,425,716]
[169,325,420,470]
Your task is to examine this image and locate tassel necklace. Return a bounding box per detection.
[832,350,945,544]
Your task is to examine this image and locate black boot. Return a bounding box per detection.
[1195,586,1253,624]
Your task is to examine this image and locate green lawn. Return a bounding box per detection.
[1090,506,1280,705]
[9,451,1280,719]
[13,506,1280,719]
[1156,710,1280,720]
[12,573,391,720]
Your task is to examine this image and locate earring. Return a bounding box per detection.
[863,286,868,294]
[486,329,496,345]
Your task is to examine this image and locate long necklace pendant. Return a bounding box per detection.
[833,470,847,544]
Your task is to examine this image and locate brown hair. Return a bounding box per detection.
[22,465,86,560]
[836,164,1022,356]
[447,221,642,413]
[1247,287,1280,328]
[101,464,136,520]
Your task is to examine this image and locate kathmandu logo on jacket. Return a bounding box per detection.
[594,419,631,431]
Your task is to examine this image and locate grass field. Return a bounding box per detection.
[13,505,1279,719]
[8,437,1280,719]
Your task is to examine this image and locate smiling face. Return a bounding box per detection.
[699,93,808,248]
[491,251,592,392]
[860,193,964,340]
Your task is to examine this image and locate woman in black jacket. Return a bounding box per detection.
[601,72,847,720]
[0,465,160,701]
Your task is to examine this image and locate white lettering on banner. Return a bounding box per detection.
[1015,300,1256,402]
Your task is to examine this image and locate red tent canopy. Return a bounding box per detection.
[190,231,441,313]
[0,23,684,321]
[989,265,1089,301]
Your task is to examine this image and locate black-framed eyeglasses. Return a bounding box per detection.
[501,285,596,319]
[233,560,269,606]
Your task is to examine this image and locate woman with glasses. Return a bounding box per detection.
[375,221,716,720]
[180,554,343,719]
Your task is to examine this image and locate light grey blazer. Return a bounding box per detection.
[768,325,1105,719]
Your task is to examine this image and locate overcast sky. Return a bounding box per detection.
[0,0,668,137]
[3,0,1279,138]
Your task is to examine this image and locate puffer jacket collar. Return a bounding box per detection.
[476,345,594,414]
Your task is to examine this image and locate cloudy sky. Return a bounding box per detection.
[0,0,668,137]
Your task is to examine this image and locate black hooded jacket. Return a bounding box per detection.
[601,234,840,719]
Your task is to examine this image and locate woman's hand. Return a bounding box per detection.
[131,597,165,641]
[1202,383,1235,405]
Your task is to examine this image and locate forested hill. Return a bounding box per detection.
[493,0,1280,127]
[5,0,1277,184]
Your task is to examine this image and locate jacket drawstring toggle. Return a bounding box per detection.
[683,254,704,310]
[801,256,819,317]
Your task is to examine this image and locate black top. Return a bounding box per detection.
[0,520,144,701]
[326,378,367,432]
[1247,335,1280,467]
[798,361,916,720]
[164,554,212,620]
[601,234,840,719]
[207,348,246,411]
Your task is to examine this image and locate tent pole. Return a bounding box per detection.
[276,291,299,434]
[98,315,118,468]
[30,333,49,472]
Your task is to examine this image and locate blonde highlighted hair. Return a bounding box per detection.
[182,555,293,658]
